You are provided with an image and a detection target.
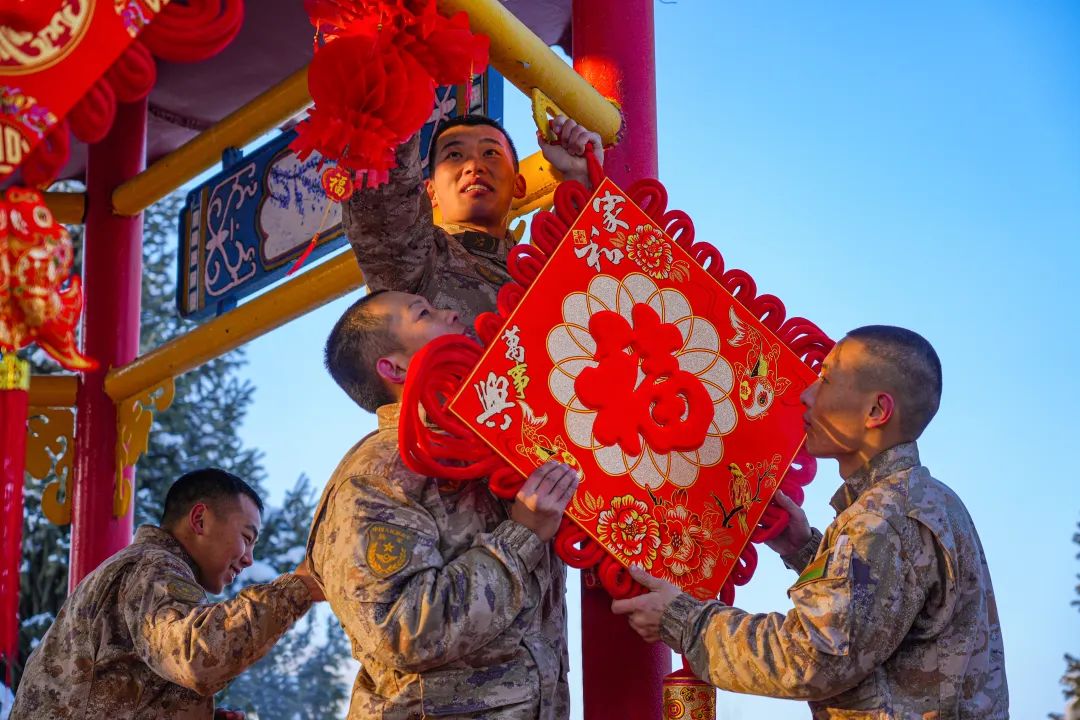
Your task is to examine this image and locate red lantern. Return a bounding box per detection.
[293,0,489,187]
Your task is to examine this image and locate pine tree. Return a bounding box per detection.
[13,190,349,718]
[1051,520,1080,720]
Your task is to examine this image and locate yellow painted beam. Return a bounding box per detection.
[44,191,86,225]
[512,150,559,217]
[438,0,622,146]
[29,374,78,407]
[112,66,312,218]
[105,252,363,402]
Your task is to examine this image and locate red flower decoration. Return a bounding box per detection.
[596,494,661,569]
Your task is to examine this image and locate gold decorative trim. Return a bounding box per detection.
[115,378,175,517]
[26,408,76,525]
[0,354,30,391]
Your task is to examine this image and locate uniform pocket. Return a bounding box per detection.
[419,660,539,717]
[789,536,855,657]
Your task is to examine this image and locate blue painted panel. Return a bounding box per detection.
[177,70,503,319]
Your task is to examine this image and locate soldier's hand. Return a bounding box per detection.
[611,566,683,643]
[510,461,580,542]
[293,557,326,602]
[538,115,604,188]
[213,708,245,720]
[764,491,812,558]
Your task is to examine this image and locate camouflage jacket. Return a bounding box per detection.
[11,525,312,720]
[306,404,570,720]
[660,442,1009,719]
[342,134,515,330]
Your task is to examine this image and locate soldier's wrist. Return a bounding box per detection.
[495,520,547,572]
[272,573,315,615]
[781,527,824,572]
[660,593,703,654]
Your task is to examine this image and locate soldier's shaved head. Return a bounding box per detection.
[324,290,401,413]
[843,325,942,440]
[161,468,263,528]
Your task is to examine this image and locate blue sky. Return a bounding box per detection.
[235,3,1080,717]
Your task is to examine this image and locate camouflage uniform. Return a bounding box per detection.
[342,134,515,330]
[306,404,570,719]
[11,525,312,720]
[660,442,1009,719]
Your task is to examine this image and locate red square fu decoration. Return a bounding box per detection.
[445,178,820,601]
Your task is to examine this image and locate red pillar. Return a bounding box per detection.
[69,98,146,590]
[572,2,669,718]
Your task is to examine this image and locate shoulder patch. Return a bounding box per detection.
[795,552,829,587]
[166,579,207,604]
[794,534,851,588]
[366,523,416,578]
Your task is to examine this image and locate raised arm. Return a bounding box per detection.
[341,134,438,293]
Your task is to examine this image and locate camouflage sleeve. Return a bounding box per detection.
[660,512,933,700]
[341,134,439,294]
[121,556,313,696]
[311,475,547,674]
[781,527,825,573]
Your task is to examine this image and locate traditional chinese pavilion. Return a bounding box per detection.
[3,0,672,717]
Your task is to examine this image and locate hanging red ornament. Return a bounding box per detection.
[139,0,245,64]
[293,0,489,188]
[320,164,355,203]
[0,188,97,371]
[291,33,435,188]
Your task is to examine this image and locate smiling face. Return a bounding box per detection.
[187,494,261,594]
[426,124,523,234]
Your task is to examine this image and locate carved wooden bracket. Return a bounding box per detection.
[25,407,75,525]
[114,378,175,518]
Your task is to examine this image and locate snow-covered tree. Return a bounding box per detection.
[13,189,349,718]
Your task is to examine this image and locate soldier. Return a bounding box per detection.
[11,468,323,720]
[613,326,1009,719]
[311,289,579,719]
[343,113,604,328]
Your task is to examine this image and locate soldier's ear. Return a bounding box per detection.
[867,392,894,429]
[513,172,527,200]
[188,502,208,535]
[425,179,438,209]
[376,355,408,386]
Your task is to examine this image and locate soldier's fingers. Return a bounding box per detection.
[771,490,799,513]
[548,464,578,498]
[523,461,560,493]
[565,124,590,155]
[557,471,581,504]
[549,114,568,137]
[628,564,663,590]
[611,597,640,615]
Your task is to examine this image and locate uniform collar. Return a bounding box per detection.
[133,524,200,577]
[440,223,513,261]
[829,441,921,513]
[376,403,402,431]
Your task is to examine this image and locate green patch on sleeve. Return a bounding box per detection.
[795,552,829,587]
